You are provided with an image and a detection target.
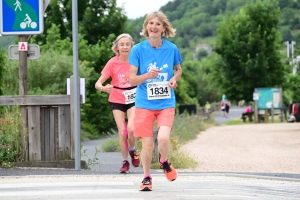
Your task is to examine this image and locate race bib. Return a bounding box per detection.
[146,82,171,100]
[123,88,136,104]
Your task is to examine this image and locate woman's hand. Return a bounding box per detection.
[147,69,161,79]
[102,84,113,93]
[168,77,177,88]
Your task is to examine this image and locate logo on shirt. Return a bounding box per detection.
[118,71,130,85]
[146,62,169,83]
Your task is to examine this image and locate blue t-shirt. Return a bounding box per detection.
[129,39,183,110]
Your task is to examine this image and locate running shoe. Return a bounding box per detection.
[160,160,177,181]
[129,150,140,167]
[140,176,152,191]
[119,160,130,173]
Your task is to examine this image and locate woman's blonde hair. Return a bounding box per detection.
[140,10,176,38]
[111,33,134,55]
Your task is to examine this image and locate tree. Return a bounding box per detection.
[213,0,287,103]
[34,0,127,45]
[195,49,208,61]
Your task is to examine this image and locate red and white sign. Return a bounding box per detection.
[18,42,28,51]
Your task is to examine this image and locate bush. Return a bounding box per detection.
[0,107,22,168]
[101,136,120,152]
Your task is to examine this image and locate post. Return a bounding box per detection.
[19,35,29,161]
[280,88,283,122]
[271,103,274,122]
[254,89,258,123]
[72,0,81,170]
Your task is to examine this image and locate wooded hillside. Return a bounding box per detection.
[1,0,299,51]
[127,0,300,52]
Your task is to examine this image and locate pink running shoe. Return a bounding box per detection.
[119,160,130,173]
[129,150,140,167]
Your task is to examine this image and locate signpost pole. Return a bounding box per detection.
[72,0,81,170]
[254,89,258,123]
[19,35,29,161]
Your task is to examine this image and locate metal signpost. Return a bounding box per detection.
[72,0,81,170]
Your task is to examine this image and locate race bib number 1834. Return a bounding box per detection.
[146,82,171,100]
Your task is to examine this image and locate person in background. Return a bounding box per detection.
[204,101,211,119]
[129,10,183,191]
[95,33,140,174]
[241,103,253,119]
[225,100,231,118]
[220,101,226,117]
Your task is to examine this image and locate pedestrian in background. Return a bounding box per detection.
[129,10,183,191]
[204,101,211,119]
[241,103,253,120]
[95,33,140,174]
[220,101,226,117]
[225,100,231,118]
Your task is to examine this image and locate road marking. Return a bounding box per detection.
[0,189,138,197]
[0,181,133,188]
[178,194,259,199]
[0,181,138,197]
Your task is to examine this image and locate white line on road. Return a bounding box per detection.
[0,181,133,188]
[178,194,286,200]
[0,189,138,197]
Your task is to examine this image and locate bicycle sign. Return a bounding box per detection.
[0,0,44,35]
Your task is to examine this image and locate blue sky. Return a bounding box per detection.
[116,0,172,19]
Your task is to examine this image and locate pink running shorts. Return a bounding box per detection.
[134,108,175,137]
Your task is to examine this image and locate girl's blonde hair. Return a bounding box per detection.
[140,10,176,38]
[111,33,134,55]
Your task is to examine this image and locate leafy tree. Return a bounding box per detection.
[34,0,127,45]
[282,74,300,104]
[213,0,287,103]
[195,49,208,61]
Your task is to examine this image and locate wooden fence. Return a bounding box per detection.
[0,76,84,168]
[0,96,74,161]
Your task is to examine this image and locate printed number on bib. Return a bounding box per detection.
[123,88,136,104]
[147,82,171,100]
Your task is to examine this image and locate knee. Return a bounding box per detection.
[118,128,127,137]
[142,142,154,152]
[126,124,134,135]
[119,133,127,141]
[158,136,169,146]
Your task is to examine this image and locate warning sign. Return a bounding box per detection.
[18,42,28,51]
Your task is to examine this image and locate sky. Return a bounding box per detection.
[116,0,172,19]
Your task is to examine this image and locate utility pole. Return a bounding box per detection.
[72,0,81,170]
[286,41,297,74]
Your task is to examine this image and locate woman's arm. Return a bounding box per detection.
[129,65,161,86]
[168,64,182,88]
[95,75,113,93]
